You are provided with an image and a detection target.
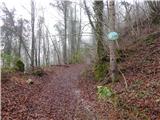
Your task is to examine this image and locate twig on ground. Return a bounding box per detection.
[118,68,128,90]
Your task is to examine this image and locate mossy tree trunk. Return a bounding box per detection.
[94,1,106,63]
[94,1,109,81]
[84,0,108,81]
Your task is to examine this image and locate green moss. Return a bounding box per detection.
[15,60,25,72]
[94,62,109,81]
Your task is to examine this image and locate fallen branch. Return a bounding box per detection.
[118,68,128,90]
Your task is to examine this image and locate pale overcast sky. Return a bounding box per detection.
[0,0,141,25]
[0,0,61,30]
[0,0,144,35]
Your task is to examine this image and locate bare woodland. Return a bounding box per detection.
[1,0,160,119]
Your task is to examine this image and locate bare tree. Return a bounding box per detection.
[108,0,117,81]
[45,24,61,65]
[84,0,107,62]
[37,16,43,66]
[17,18,23,58]
[1,4,31,67]
[50,1,71,64]
[63,1,68,64]
[30,0,35,68]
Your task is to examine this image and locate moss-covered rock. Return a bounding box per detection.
[94,62,109,81]
[15,60,25,72]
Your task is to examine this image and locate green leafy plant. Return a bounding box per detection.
[97,86,113,99]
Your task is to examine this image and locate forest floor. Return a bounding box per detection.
[2,64,98,120]
[1,32,160,120]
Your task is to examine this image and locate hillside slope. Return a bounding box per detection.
[1,32,159,120]
[79,32,160,120]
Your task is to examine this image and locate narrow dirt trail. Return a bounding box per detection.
[26,64,93,120]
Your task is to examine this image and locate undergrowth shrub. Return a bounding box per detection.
[1,53,25,72]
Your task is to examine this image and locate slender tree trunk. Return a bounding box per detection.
[46,31,50,65]
[43,35,46,66]
[18,19,23,58]
[18,37,22,58]
[35,39,38,66]
[70,7,76,63]
[108,0,117,81]
[31,0,35,68]
[38,28,41,66]
[63,1,67,64]
[44,24,61,65]
[77,1,82,53]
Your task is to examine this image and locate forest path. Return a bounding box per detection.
[26,64,96,120]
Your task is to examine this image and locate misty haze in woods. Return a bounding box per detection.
[1,0,159,68]
[1,0,160,119]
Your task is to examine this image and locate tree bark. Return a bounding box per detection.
[63,1,68,64]
[94,1,106,62]
[18,19,23,58]
[31,0,35,68]
[108,0,117,81]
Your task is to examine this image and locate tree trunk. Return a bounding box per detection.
[31,0,35,68]
[63,1,68,64]
[18,19,23,58]
[77,1,82,54]
[35,39,38,67]
[38,26,41,66]
[94,1,106,62]
[108,0,117,81]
